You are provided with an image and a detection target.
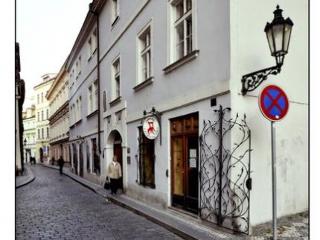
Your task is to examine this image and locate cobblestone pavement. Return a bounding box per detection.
[16,165,183,240]
[249,212,309,240]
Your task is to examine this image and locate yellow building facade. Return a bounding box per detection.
[34,74,55,163]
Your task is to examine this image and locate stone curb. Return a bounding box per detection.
[38,164,236,240]
[16,165,36,189]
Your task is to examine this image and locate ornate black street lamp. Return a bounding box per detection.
[241,5,293,95]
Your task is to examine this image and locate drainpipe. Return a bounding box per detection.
[89,3,101,156]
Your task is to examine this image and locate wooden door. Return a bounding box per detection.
[171,113,199,214]
[171,136,185,206]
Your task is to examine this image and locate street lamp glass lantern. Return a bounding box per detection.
[264,5,293,66]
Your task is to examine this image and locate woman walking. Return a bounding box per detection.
[107,156,122,195]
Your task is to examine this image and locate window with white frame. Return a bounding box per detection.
[138,25,152,84]
[76,56,81,77]
[75,99,79,122]
[88,85,93,114]
[87,81,98,114]
[79,96,82,120]
[103,91,107,112]
[112,58,120,100]
[93,80,98,110]
[72,104,76,124]
[88,29,97,60]
[88,37,93,59]
[71,69,75,80]
[111,0,119,24]
[70,105,73,124]
[171,0,193,61]
[41,128,44,139]
[75,97,81,121]
[38,129,40,139]
[75,63,78,79]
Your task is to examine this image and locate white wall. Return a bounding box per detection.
[230,0,308,226]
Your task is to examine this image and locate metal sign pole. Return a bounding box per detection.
[271,121,277,240]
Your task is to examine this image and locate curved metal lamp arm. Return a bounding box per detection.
[241,65,281,95]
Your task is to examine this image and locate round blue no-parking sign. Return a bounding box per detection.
[259,85,289,122]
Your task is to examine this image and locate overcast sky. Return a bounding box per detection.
[17,0,91,109]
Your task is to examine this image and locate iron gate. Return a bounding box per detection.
[199,105,252,234]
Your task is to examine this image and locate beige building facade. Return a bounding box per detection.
[34,74,55,163]
[47,63,70,165]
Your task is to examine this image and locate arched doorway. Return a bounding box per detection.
[106,130,123,190]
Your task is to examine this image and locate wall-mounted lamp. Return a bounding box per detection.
[241,5,293,95]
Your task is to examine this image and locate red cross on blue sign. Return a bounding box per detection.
[259,85,289,122]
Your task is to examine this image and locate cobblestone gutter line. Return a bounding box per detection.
[16,165,35,189]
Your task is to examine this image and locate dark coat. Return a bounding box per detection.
[58,157,64,167]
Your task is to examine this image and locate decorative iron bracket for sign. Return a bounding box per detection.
[143,107,162,145]
[241,64,281,96]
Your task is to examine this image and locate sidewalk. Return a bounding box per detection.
[40,163,308,240]
[16,164,35,188]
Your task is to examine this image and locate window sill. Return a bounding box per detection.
[87,109,98,119]
[70,119,82,128]
[138,182,156,189]
[133,77,154,92]
[111,16,119,29]
[163,50,199,74]
[109,96,121,107]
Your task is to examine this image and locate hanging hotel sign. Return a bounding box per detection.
[142,116,160,140]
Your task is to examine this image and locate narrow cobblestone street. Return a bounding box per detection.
[16,165,183,240]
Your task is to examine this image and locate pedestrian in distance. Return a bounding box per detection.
[58,156,65,175]
[107,156,122,195]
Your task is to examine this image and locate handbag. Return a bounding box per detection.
[104,177,110,190]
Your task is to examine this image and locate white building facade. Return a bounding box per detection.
[66,5,104,184]
[47,63,70,165]
[34,74,55,163]
[22,105,36,163]
[65,0,308,235]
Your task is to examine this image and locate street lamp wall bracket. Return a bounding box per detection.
[241,64,281,95]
